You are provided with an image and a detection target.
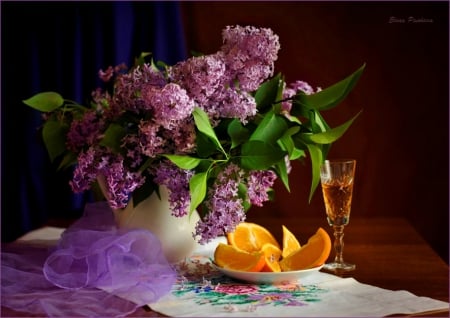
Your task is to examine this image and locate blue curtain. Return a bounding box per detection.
[1,1,187,242]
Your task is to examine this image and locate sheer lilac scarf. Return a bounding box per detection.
[1,202,176,317]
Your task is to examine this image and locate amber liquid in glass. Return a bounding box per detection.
[321,181,353,226]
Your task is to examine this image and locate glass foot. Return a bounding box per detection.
[322,261,355,272]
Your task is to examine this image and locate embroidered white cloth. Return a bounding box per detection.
[149,237,449,317]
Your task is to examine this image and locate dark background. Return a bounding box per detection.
[1,1,187,239]
[179,1,449,262]
[1,2,449,263]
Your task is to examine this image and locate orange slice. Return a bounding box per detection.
[281,225,301,258]
[279,227,331,271]
[260,243,282,272]
[214,243,266,272]
[226,222,280,253]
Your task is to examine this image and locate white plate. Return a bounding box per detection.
[212,263,324,284]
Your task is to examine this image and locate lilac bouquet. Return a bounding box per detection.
[24,25,364,244]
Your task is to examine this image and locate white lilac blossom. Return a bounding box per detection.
[24,24,364,244]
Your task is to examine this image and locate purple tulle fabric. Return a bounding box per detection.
[1,202,177,317]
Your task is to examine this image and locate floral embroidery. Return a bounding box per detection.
[171,255,328,312]
[215,284,258,294]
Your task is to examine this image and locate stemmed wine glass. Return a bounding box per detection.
[320,159,356,272]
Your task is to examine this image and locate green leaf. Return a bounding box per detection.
[321,144,332,163]
[290,104,330,136]
[278,133,294,155]
[189,171,208,213]
[238,182,251,211]
[57,151,78,170]
[291,147,306,160]
[23,92,64,112]
[99,123,126,153]
[279,135,306,161]
[132,178,157,208]
[195,131,220,158]
[163,154,203,170]
[310,110,330,133]
[278,126,303,160]
[250,111,288,144]
[295,63,365,111]
[193,107,226,156]
[274,159,290,192]
[254,73,283,112]
[134,52,152,67]
[42,120,68,161]
[241,140,286,170]
[285,114,302,125]
[301,111,362,144]
[227,119,250,149]
[305,143,323,203]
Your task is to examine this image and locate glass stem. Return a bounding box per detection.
[333,225,345,264]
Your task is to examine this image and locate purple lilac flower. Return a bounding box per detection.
[98,66,114,82]
[246,170,277,207]
[138,121,166,158]
[103,158,144,209]
[141,83,195,128]
[112,63,167,114]
[113,63,128,74]
[98,63,128,83]
[158,119,197,155]
[169,53,226,108]
[66,110,104,152]
[281,84,296,113]
[69,147,99,192]
[93,63,129,116]
[194,163,246,244]
[121,135,145,169]
[168,26,279,126]
[289,80,315,95]
[70,147,144,209]
[221,25,280,91]
[152,160,194,217]
[222,25,280,64]
[138,118,196,158]
[282,80,321,113]
[229,60,274,93]
[210,87,257,124]
[91,88,112,112]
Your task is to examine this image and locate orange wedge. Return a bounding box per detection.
[260,243,282,272]
[214,243,266,272]
[227,222,280,253]
[279,227,331,271]
[281,225,301,258]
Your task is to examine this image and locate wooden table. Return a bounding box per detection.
[244,216,450,317]
[128,216,450,317]
[2,217,448,317]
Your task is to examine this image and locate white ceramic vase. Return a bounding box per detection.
[97,177,200,263]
